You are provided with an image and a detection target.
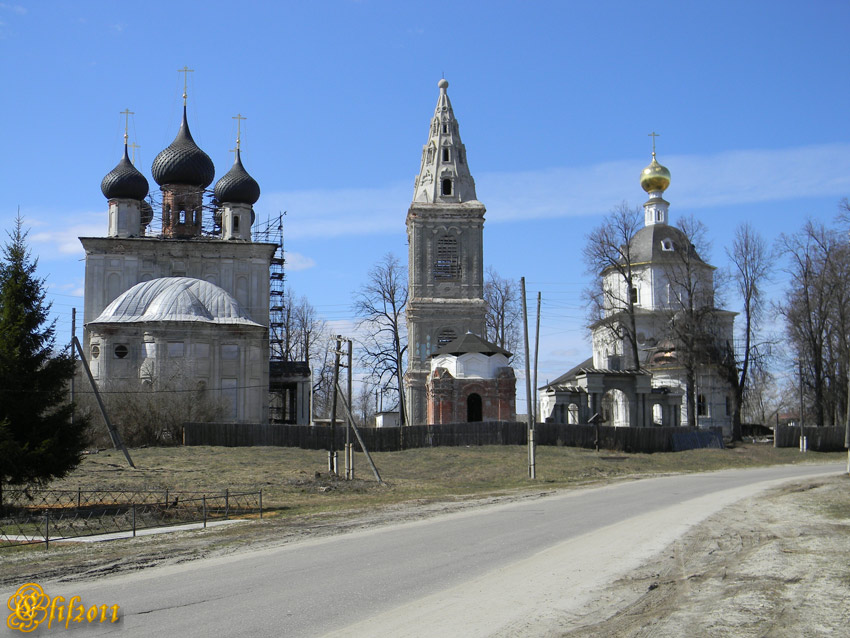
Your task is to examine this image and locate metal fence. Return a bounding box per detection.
[0,488,262,550]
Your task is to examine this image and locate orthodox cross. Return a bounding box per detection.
[648,131,660,156]
[128,142,140,165]
[120,108,134,145]
[232,113,246,150]
[178,66,194,104]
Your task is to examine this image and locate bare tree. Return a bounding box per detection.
[353,253,408,425]
[484,267,522,361]
[778,220,848,426]
[661,215,730,428]
[725,222,772,439]
[292,295,327,366]
[582,203,643,369]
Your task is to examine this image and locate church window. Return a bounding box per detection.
[194,209,201,225]
[233,215,240,231]
[656,211,662,221]
[167,342,184,357]
[442,123,448,134]
[441,179,453,196]
[697,393,708,417]
[630,286,639,304]
[222,344,239,360]
[179,210,186,224]
[661,238,674,251]
[91,344,100,359]
[434,236,460,280]
[195,342,210,358]
[437,328,457,347]
[114,344,129,359]
[442,148,450,162]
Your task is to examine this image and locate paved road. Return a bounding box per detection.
[3,463,842,637]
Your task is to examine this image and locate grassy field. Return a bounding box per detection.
[43,443,847,518]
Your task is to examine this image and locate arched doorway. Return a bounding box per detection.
[467,393,482,422]
[601,388,629,427]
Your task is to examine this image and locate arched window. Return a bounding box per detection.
[233,215,240,231]
[441,179,452,196]
[467,393,482,422]
[434,235,460,280]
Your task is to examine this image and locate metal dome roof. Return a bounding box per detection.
[151,107,215,187]
[214,149,260,205]
[629,224,704,265]
[89,277,261,326]
[101,145,149,200]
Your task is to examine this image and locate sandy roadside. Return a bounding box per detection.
[557,474,850,638]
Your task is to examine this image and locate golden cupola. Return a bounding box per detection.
[640,152,671,194]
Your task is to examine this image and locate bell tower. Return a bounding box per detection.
[405,79,486,425]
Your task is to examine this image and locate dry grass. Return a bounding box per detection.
[1,443,843,587]
[44,443,845,517]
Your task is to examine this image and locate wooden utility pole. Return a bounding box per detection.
[533,291,541,424]
[335,381,383,484]
[521,277,535,479]
[70,308,75,425]
[72,336,134,468]
[329,336,341,475]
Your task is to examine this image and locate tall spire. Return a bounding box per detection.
[412,79,478,203]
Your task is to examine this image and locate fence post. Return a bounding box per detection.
[203,495,207,528]
[259,490,263,519]
[77,487,81,510]
[132,504,136,537]
[225,489,229,520]
[44,510,49,550]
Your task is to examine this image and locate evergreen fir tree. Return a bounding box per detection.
[0,216,87,505]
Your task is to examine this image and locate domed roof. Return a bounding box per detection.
[214,149,260,204]
[140,199,154,227]
[101,145,149,200]
[628,224,704,265]
[640,154,671,193]
[89,277,261,326]
[151,107,215,187]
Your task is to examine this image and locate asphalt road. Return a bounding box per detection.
[3,463,842,637]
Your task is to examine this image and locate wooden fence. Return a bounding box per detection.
[773,425,848,451]
[183,421,723,454]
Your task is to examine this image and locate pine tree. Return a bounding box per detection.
[0,216,87,506]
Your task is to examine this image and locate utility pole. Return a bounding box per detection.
[70,308,76,425]
[533,291,541,425]
[346,338,353,479]
[330,336,355,480]
[329,336,341,475]
[521,277,535,479]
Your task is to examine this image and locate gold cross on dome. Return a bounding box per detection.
[232,113,246,150]
[120,108,134,144]
[648,131,660,156]
[128,142,140,165]
[178,66,194,103]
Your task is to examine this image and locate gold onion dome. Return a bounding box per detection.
[640,154,671,193]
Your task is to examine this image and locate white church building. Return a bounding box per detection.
[81,91,275,423]
[540,150,736,434]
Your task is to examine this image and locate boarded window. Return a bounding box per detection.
[434,236,460,280]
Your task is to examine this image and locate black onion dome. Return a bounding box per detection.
[214,150,260,204]
[151,106,215,187]
[140,199,154,227]
[101,145,149,200]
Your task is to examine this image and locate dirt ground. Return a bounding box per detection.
[559,474,850,638]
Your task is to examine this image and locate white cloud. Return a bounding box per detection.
[284,251,316,272]
[0,4,26,15]
[258,143,850,238]
[27,212,103,258]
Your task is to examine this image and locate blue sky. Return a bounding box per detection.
[2,1,849,412]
